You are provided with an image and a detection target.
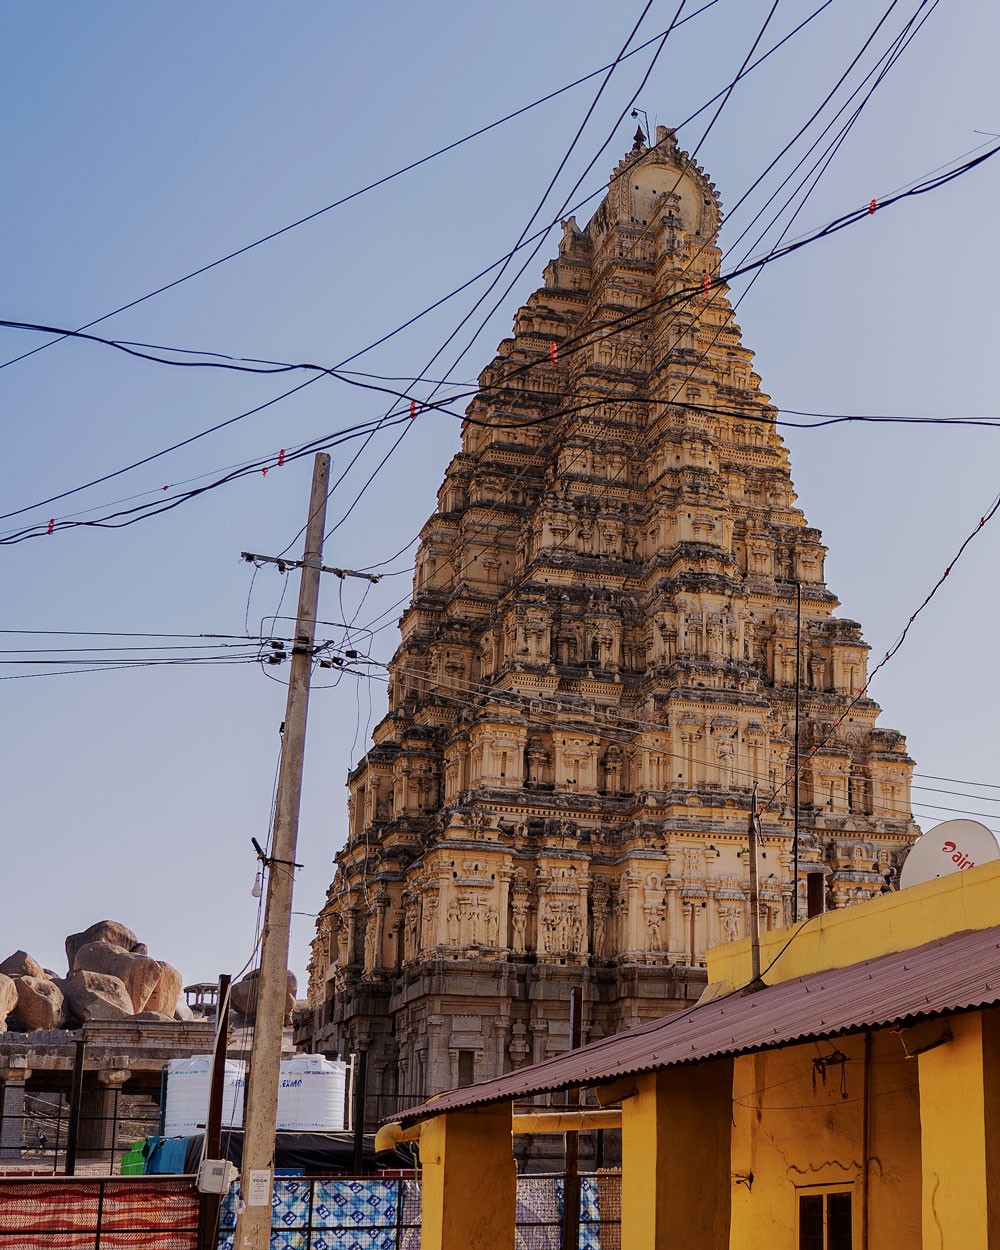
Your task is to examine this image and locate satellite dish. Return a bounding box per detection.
[899,819,1000,889]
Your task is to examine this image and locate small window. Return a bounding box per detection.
[799,1190,852,1250]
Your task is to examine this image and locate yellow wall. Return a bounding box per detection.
[418,1103,516,1250]
[729,1029,921,1250]
[621,1061,732,1249]
[917,1009,1000,1248]
[708,858,1000,991]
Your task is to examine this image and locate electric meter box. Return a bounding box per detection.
[197,1158,238,1194]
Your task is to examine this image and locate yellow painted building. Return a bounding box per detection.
[382,861,1000,1249]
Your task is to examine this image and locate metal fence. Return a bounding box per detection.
[0,1176,199,1249]
[0,1169,623,1248]
[516,1175,621,1250]
[215,1172,621,1250]
[218,1177,420,1250]
[0,1088,163,1176]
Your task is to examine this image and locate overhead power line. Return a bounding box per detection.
[271,0,948,573]
[0,2,839,545]
[0,0,723,377]
[0,374,325,525]
[0,628,281,640]
[350,0,956,620]
[7,142,994,422]
[296,0,839,383]
[0,654,267,681]
[761,483,1000,815]
[915,772,1000,792]
[3,9,984,551]
[307,0,686,552]
[3,137,979,549]
[0,412,415,544]
[0,4,859,543]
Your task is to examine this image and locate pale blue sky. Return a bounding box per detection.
[3,1,999,987]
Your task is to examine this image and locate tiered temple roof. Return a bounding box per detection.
[303,127,917,1116]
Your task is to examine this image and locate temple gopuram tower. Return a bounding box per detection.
[304,127,918,1114]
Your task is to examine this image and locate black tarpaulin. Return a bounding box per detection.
[180,1130,414,1174]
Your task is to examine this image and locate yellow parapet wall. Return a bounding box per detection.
[708,857,1000,991]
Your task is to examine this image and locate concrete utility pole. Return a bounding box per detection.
[234,453,330,1250]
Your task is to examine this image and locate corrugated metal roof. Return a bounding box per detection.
[396,924,1000,1126]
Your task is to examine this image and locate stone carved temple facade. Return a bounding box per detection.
[304,127,918,1113]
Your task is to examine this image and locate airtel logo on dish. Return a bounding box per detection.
[942,840,976,870]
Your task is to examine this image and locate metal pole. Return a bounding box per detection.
[206,974,233,1156]
[158,1066,166,1137]
[235,453,331,1250]
[793,581,802,922]
[561,987,583,1250]
[65,1038,85,1176]
[110,1086,120,1172]
[748,786,762,987]
[54,1096,62,1176]
[198,973,232,1250]
[352,1050,368,1175]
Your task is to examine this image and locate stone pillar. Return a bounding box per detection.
[665,879,680,960]
[344,905,358,965]
[620,1061,733,1249]
[419,1104,515,1250]
[78,1088,115,1155]
[689,899,702,965]
[496,868,512,950]
[426,1016,447,1092]
[435,873,451,947]
[0,1060,32,1160]
[577,883,590,959]
[706,883,718,949]
[626,872,642,955]
[77,1065,130,1156]
[373,892,388,969]
[918,1010,1000,1248]
[492,1018,509,1080]
[529,1019,548,1067]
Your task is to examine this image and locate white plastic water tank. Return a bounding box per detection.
[163,1056,246,1134]
[276,1055,347,1131]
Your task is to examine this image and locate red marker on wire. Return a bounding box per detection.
[278,448,286,467]
[261,466,269,478]
[46,518,55,535]
[409,400,417,419]
[549,342,558,364]
[703,274,711,296]
[868,199,878,215]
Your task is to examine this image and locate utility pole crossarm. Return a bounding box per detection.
[241,551,380,583]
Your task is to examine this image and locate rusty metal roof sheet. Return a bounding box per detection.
[396,924,1000,1126]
